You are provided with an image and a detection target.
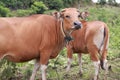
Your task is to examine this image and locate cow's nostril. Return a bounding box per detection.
[73,21,82,30]
[74,22,78,26]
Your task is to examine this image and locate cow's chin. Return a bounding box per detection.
[68,27,79,33]
[71,25,81,30]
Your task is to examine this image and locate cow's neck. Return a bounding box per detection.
[59,18,73,43]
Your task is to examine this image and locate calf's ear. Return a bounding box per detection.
[80,12,89,20]
[52,11,60,19]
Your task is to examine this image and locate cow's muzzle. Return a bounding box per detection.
[72,21,82,30]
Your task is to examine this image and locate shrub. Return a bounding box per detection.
[45,0,63,10]
[8,9,34,17]
[31,1,48,14]
[0,1,5,6]
[0,59,18,80]
[0,0,34,10]
[0,6,10,17]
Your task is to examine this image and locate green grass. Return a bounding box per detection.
[0,6,120,80]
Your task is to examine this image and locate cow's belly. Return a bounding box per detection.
[73,49,88,54]
[73,45,88,54]
[50,45,64,59]
[4,52,39,62]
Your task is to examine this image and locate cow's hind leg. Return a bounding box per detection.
[88,46,100,80]
[100,49,108,80]
[30,59,40,80]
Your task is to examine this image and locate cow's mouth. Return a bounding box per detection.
[74,24,82,29]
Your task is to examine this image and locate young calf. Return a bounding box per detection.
[66,12,109,80]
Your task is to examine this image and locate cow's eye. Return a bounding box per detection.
[78,15,81,18]
[65,15,70,18]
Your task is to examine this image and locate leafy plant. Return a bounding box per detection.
[0,59,18,80]
[0,5,10,17]
[31,1,48,14]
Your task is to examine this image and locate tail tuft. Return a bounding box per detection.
[100,59,105,70]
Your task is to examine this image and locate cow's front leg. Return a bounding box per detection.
[30,59,40,80]
[66,44,73,72]
[40,64,47,80]
[40,50,51,80]
[66,58,73,72]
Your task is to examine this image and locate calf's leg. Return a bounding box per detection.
[88,47,100,80]
[30,59,40,80]
[66,45,73,72]
[78,53,83,75]
[100,50,108,80]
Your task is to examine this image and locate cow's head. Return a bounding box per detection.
[53,8,82,41]
[60,8,82,31]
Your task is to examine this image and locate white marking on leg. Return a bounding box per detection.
[103,59,108,70]
[30,61,40,80]
[78,54,82,74]
[103,59,108,75]
[93,61,100,80]
[66,58,72,72]
[103,59,108,80]
[41,65,47,80]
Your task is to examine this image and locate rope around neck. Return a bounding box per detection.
[59,18,74,43]
[60,18,66,37]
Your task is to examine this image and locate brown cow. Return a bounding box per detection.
[66,12,109,80]
[0,8,82,80]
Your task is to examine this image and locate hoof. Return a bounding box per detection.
[108,65,112,70]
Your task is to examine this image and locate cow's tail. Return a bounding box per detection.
[99,24,109,70]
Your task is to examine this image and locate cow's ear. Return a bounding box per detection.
[80,12,89,20]
[52,11,60,19]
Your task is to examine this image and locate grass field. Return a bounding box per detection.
[0,6,120,80]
